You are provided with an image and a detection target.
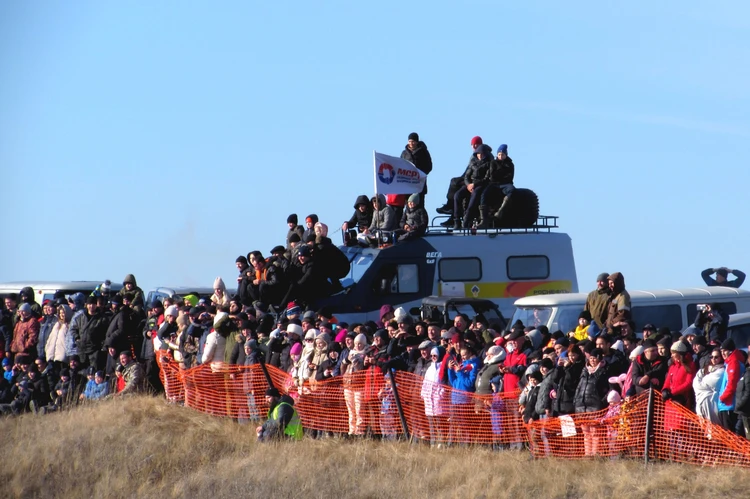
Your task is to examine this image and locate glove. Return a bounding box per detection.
[269,328,281,340]
[661,389,672,401]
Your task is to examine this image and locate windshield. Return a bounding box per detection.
[340,252,375,288]
[510,306,553,330]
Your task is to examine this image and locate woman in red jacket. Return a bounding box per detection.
[661,340,696,462]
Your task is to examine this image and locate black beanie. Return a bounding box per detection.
[287,214,298,225]
[408,132,419,141]
[721,338,736,351]
[289,233,301,243]
[265,387,281,397]
[236,255,248,265]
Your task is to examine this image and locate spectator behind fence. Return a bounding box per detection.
[693,347,725,425]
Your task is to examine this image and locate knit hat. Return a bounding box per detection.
[527,371,543,382]
[290,342,303,356]
[86,295,98,305]
[165,305,179,318]
[408,132,419,141]
[670,341,688,354]
[607,390,622,404]
[244,339,258,350]
[642,339,657,350]
[497,144,508,154]
[540,358,555,370]
[304,329,317,341]
[305,214,318,224]
[286,302,301,317]
[289,233,301,243]
[578,311,592,322]
[596,273,609,283]
[213,277,225,290]
[265,387,281,397]
[470,136,482,146]
[418,340,434,350]
[287,214,298,225]
[213,311,229,328]
[286,324,303,337]
[18,303,31,313]
[334,329,348,343]
[721,338,736,351]
[101,280,112,292]
[374,329,389,341]
[407,193,420,205]
[298,245,312,257]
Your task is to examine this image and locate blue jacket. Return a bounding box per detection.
[717,351,745,412]
[83,379,110,400]
[447,357,481,405]
[37,315,57,359]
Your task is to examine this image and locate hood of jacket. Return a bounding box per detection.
[58,304,73,323]
[526,328,543,350]
[70,293,86,310]
[353,195,371,210]
[20,286,37,304]
[375,194,387,207]
[609,272,625,294]
[379,304,394,323]
[123,274,137,286]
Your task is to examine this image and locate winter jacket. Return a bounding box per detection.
[463,148,492,187]
[286,225,304,250]
[718,350,745,411]
[603,348,627,377]
[662,357,696,408]
[104,307,137,353]
[475,361,502,395]
[120,360,145,394]
[117,276,145,309]
[46,320,71,363]
[70,311,109,354]
[346,195,373,231]
[534,369,557,417]
[202,331,227,372]
[503,350,528,394]
[522,384,540,424]
[83,379,109,400]
[626,353,668,396]
[693,310,729,344]
[369,194,397,232]
[447,356,480,405]
[694,365,724,423]
[487,156,515,185]
[605,273,631,330]
[37,315,56,360]
[11,317,39,356]
[574,363,609,413]
[399,205,428,234]
[553,359,584,415]
[734,368,750,417]
[421,362,446,417]
[400,141,433,175]
[584,287,610,328]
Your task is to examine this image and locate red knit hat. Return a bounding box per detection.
[470,136,483,146]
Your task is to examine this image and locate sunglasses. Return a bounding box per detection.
[711,355,722,360]
[305,339,314,342]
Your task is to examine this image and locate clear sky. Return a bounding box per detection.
[1,1,748,294]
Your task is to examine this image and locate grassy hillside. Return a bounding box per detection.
[2,396,749,499]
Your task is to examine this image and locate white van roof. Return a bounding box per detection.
[514,286,750,307]
[729,312,750,327]
[0,281,121,292]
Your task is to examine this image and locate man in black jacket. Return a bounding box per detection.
[453,144,493,229]
[401,132,433,201]
[482,144,516,222]
[70,296,110,370]
[437,136,483,221]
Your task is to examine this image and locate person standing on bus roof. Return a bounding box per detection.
[701,267,745,288]
[605,272,631,333]
[584,273,611,329]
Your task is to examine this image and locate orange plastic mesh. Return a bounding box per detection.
[157,357,750,466]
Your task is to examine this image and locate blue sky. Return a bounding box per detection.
[1,1,748,294]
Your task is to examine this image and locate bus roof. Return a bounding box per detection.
[514,286,750,307]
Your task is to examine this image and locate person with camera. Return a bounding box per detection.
[256,387,303,442]
[692,303,729,345]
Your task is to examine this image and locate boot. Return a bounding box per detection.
[493,197,510,219]
[462,215,473,229]
[440,217,454,227]
[452,218,462,230]
[436,204,453,215]
[476,205,490,229]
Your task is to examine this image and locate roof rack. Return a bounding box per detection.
[427,215,559,235]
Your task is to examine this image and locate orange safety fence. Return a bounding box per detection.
[157,358,750,467]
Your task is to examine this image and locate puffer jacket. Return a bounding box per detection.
[400,205,428,234]
[71,311,109,354]
[662,356,696,408]
[553,359,584,415]
[534,369,557,417]
[45,306,73,362]
[346,195,373,230]
[11,317,39,356]
[400,141,433,175]
[574,362,609,413]
[487,156,515,185]
[718,350,745,411]
[447,356,481,405]
[464,145,493,187]
[369,194,397,231]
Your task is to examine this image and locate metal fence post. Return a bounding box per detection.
[644,388,655,464]
[389,368,411,441]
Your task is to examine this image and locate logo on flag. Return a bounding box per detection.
[378,163,395,185]
[373,151,426,195]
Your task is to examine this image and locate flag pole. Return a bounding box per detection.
[373,150,378,195]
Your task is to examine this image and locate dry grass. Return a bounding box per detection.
[1,396,749,499]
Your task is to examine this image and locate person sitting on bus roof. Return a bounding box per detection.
[341,195,373,235]
[360,194,397,247]
[701,267,745,288]
[302,214,318,242]
[478,144,516,228]
[285,214,304,251]
[452,144,493,229]
[437,135,484,223]
[395,193,428,243]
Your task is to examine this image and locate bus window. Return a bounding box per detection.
[632,305,682,332]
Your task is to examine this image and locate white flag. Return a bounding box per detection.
[373,151,426,195]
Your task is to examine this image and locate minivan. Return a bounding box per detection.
[510,286,750,334]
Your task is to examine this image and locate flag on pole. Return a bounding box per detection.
[373,151,426,195]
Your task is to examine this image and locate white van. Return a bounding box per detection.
[727,313,750,349]
[510,287,750,334]
[317,215,578,324]
[0,281,123,305]
[145,286,237,308]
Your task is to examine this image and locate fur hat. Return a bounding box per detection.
[286,324,303,337]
